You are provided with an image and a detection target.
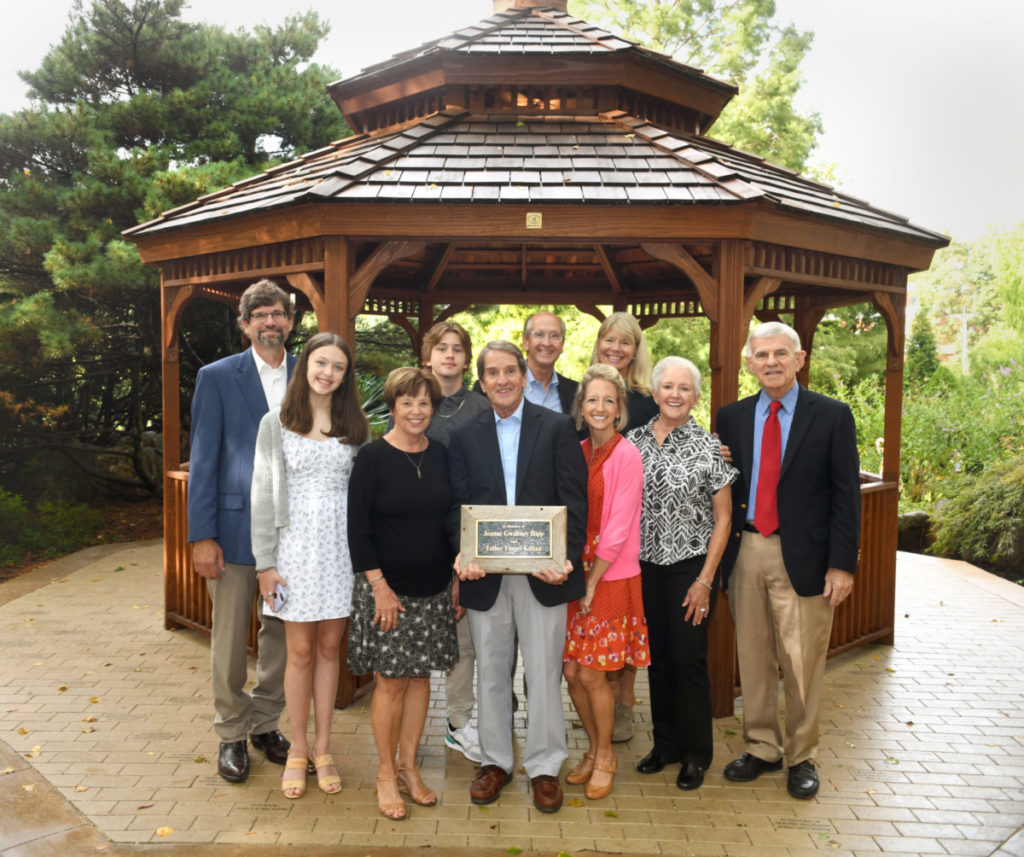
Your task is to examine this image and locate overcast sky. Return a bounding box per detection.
[2,0,1021,242]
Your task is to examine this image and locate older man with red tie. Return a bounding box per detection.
[715,321,860,800]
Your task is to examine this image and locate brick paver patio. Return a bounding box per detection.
[2,541,1022,856]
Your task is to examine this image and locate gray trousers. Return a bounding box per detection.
[207,561,287,742]
[467,575,567,778]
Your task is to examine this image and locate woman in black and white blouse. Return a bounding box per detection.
[626,356,737,791]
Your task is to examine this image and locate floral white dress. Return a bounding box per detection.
[273,430,356,621]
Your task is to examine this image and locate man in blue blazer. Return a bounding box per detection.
[188,279,296,783]
[715,321,860,799]
[448,341,587,814]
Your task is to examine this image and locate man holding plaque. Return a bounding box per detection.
[448,341,587,814]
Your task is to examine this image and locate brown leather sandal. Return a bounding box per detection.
[585,755,618,800]
[565,752,595,784]
[397,765,437,806]
[375,775,407,821]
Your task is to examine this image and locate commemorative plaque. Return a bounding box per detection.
[460,505,567,574]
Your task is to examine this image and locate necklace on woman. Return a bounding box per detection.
[401,448,426,479]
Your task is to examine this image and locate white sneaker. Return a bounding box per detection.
[445,720,482,763]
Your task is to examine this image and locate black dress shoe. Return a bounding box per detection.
[723,752,782,782]
[676,761,705,791]
[787,760,819,798]
[250,729,290,765]
[218,740,249,782]
[636,749,677,775]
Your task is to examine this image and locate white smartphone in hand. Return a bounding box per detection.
[270,582,287,613]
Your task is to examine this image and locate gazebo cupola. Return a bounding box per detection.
[329,0,735,137]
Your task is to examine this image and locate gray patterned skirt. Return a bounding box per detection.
[347,575,458,678]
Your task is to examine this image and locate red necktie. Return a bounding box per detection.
[754,400,782,537]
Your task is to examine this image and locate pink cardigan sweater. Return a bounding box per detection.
[588,437,644,581]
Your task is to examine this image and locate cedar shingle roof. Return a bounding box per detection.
[343,7,638,85]
[126,109,944,244]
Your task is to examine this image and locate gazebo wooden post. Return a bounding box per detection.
[708,240,745,416]
[870,287,906,647]
[324,236,356,346]
[874,288,907,485]
[706,239,746,718]
[161,277,185,632]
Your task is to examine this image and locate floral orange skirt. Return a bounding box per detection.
[563,574,650,671]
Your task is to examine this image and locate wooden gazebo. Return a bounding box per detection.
[126,0,948,714]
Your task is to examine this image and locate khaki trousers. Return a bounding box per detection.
[446,612,477,728]
[207,562,287,742]
[728,532,834,766]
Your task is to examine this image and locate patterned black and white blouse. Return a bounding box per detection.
[626,417,738,565]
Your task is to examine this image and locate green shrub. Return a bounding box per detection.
[0,489,103,568]
[930,455,1024,572]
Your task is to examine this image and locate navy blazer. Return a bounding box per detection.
[716,385,861,597]
[447,399,588,610]
[187,349,296,565]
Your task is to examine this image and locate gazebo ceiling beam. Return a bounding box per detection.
[424,244,455,292]
[640,241,719,322]
[349,240,427,315]
[593,245,624,293]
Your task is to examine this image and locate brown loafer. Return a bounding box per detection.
[470,764,511,805]
[531,774,563,813]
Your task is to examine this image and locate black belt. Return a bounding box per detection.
[743,523,778,535]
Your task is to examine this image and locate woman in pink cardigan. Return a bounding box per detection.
[562,364,650,801]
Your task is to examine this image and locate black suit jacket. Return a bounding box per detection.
[447,399,588,610]
[716,385,860,596]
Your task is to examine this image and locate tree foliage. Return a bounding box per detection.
[910,222,1024,375]
[568,0,822,171]
[905,309,940,386]
[0,0,348,501]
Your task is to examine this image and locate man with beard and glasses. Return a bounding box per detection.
[188,279,297,783]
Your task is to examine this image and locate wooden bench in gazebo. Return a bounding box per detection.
[126,0,948,715]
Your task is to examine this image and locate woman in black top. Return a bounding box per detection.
[348,367,457,821]
[590,311,659,433]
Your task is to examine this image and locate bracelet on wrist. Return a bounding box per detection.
[695,578,713,591]
[367,574,384,586]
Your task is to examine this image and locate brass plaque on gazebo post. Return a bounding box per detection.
[461,505,566,574]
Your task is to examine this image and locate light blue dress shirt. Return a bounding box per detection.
[746,383,799,523]
[524,367,562,413]
[494,398,525,505]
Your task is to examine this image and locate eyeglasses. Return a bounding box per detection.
[528,330,564,342]
[249,310,289,323]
